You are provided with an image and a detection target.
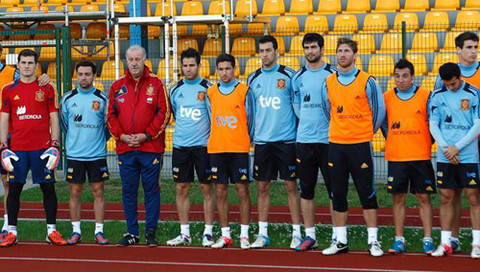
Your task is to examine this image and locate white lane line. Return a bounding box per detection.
[0,256,453,272]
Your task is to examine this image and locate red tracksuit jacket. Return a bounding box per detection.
[107,66,171,155]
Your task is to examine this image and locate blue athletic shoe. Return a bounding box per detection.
[388,240,407,254]
[451,238,461,253]
[423,238,435,255]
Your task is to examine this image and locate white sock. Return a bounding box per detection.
[2,214,8,232]
[72,221,81,234]
[367,227,378,244]
[395,236,405,243]
[423,236,433,242]
[180,224,190,237]
[258,221,268,237]
[332,226,337,241]
[305,227,316,240]
[95,223,103,235]
[47,224,56,235]
[221,227,231,239]
[292,224,301,238]
[472,230,480,245]
[204,224,213,236]
[8,225,17,236]
[336,226,347,244]
[441,231,452,246]
[240,224,249,238]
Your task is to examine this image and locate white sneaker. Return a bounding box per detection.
[211,236,233,249]
[431,244,453,257]
[250,235,270,249]
[471,244,480,259]
[322,240,348,255]
[240,237,250,249]
[290,236,303,249]
[368,241,384,257]
[202,234,214,247]
[166,233,192,246]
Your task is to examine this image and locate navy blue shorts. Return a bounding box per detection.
[210,153,251,184]
[172,146,211,184]
[254,142,297,181]
[8,149,55,184]
[66,159,109,183]
[387,160,436,194]
[436,162,480,189]
[296,143,332,200]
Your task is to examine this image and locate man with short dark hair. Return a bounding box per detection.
[429,63,480,258]
[382,59,436,255]
[166,48,215,247]
[207,53,254,249]
[60,60,110,245]
[107,45,170,247]
[0,49,66,247]
[247,35,301,250]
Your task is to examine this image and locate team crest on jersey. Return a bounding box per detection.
[197,91,206,101]
[35,90,44,102]
[461,98,470,110]
[91,100,100,111]
[277,79,286,89]
[146,85,154,96]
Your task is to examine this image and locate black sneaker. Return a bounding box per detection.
[117,233,139,247]
[146,228,158,247]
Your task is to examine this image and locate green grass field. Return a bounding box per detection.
[1,178,473,253]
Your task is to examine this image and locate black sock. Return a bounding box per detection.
[7,183,24,226]
[40,183,57,225]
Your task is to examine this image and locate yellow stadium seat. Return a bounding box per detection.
[14,47,35,55]
[30,5,49,12]
[71,46,87,61]
[111,24,130,40]
[229,24,244,36]
[247,22,269,36]
[144,59,153,72]
[362,13,388,33]
[410,32,438,53]
[352,34,375,54]
[54,5,74,12]
[463,0,480,10]
[422,12,450,31]
[71,0,90,4]
[278,57,300,70]
[100,60,125,80]
[454,11,480,30]
[6,6,23,12]
[441,31,462,52]
[154,1,177,16]
[191,25,209,37]
[260,0,285,15]
[372,131,385,152]
[421,75,437,91]
[39,47,57,61]
[92,43,114,60]
[157,58,180,79]
[432,0,460,10]
[393,13,419,32]
[369,55,394,76]
[178,39,199,53]
[235,0,258,16]
[203,39,222,57]
[47,62,64,80]
[374,0,399,12]
[69,23,82,40]
[86,22,107,40]
[199,58,211,79]
[406,54,428,75]
[316,0,341,14]
[304,15,328,34]
[169,25,188,37]
[113,3,126,13]
[287,35,304,56]
[148,26,160,39]
[332,14,358,34]
[93,81,105,92]
[80,4,100,12]
[346,0,370,13]
[432,53,458,74]
[402,0,429,11]
[275,16,299,35]
[324,35,338,55]
[355,56,363,70]
[387,77,395,90]
[275,36,286,55]
[288,0,313,14]
[232,37,256,56]
[10,29,31,40]
[46,0,68,5]
[181,1,203,16]
[378,33,402,53]
[34,23,55,40]
[208,0,231,15]
[0,0,20,7]
[244,57,262,76]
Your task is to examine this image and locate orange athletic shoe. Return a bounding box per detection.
[0,232,18,247]
[46,230,67,246]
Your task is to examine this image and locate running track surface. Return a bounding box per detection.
[0,242,477,272]
[4,202,472,227]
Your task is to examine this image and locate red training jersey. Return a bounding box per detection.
[1,79,58,151]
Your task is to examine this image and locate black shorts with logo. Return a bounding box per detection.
[387,160,436,194]
[436,162,480,189]
[66,159,109,183]
[210,152,251,184]
[254,142,297,181]
[172,146,211,184]
[296,143,332,200]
